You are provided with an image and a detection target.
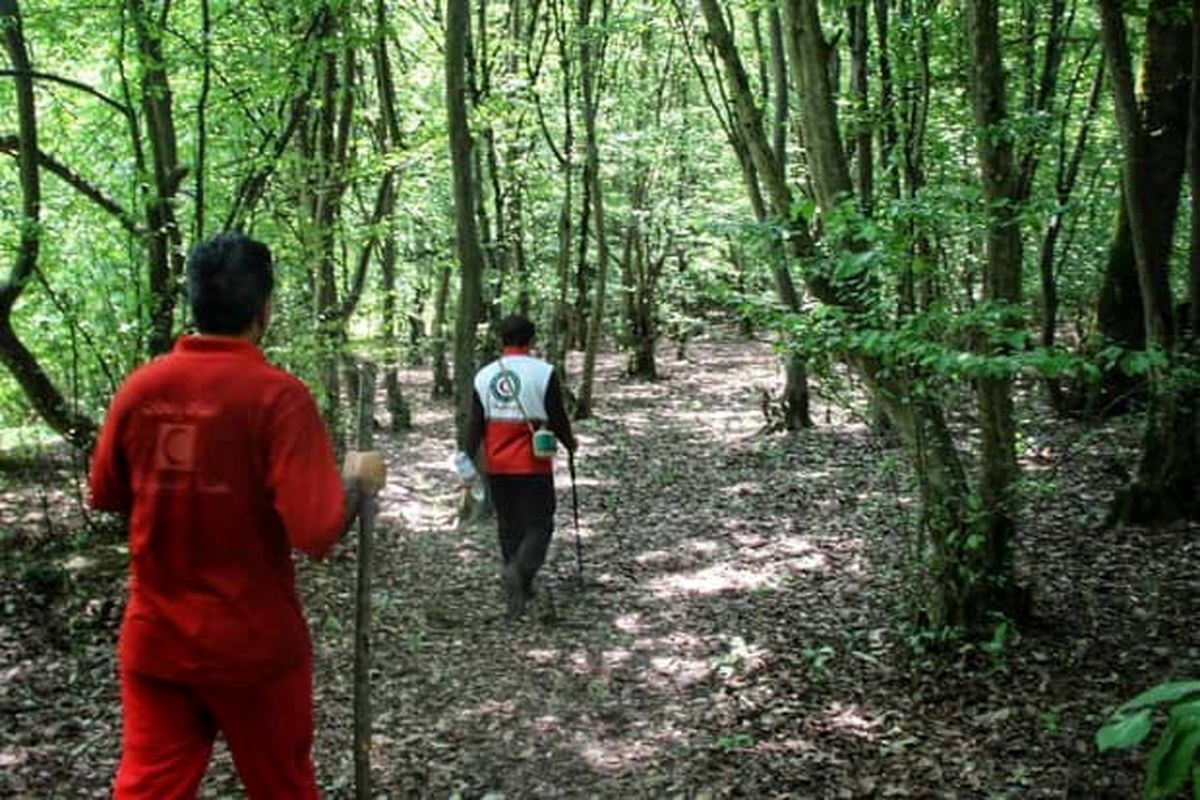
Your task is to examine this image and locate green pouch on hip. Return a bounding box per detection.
[532,429,558,460]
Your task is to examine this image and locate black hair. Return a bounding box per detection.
[497,314,536,346]
[186,232,275,335]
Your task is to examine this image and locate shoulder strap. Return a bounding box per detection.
[499,357,536,433]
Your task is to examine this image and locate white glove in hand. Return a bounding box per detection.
[453,451,479,482]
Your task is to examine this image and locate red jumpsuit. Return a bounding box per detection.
[89,336,346,798]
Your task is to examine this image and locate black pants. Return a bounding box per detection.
[490,474,556,592]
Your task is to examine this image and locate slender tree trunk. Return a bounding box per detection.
[574,0,610,420]
[849,0,873,215]
[194,0,211,241]
[375,0,412,432]
[1040,59,1104,411]
[448,0,487,444]
[128,0,184,357]
[430,258,454,398]
[768,2,812,429]
[1192,5,1200,340]
[874,0,900,200]
[379,212,411,431]
[966,0,1022,607]
[0,0,96,449]
[547,0,575,377]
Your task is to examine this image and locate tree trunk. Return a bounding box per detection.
[1100,0,1198,523]
[782,0,853,214]
[380,227,412,431]
[965,0,1022,608]
[849,0,873,215]
[1097,0,1190,355]
[547,0,575,377]
[1040,59,1104,411]
[768,2,812,430]
[0,0,97,449]
[874,0,901,200]
[128,0,184,357]
[706,0,1012,629]
[430,258,454,398]
[447,0,487,444]
[574,0,610,420]
[374,0,412,432]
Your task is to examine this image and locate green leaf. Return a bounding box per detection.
[1119,682,1200,715]
[1145,716,1200,799]
[1171,701,1200,723]
[1154,721,1200,798]
[1097,708,1153,752]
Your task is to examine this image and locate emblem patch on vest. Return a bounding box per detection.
[489,369,522,405]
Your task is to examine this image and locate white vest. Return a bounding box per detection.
[474,355,553,423]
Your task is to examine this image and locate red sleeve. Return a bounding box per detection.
[265,383,346,560]
[89,390,132,513]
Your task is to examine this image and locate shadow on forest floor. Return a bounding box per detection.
[1,338,1197,798]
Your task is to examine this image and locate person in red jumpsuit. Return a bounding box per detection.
[89,232,385,798]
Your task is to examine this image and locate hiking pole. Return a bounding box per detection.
[352,362,375,800]
[568,449,582,585]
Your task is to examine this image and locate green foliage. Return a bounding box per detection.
[714,732,756,751]
[1097,681,1200,799]
[802,645,836,679]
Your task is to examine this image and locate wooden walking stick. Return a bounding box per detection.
[352,362,376,800]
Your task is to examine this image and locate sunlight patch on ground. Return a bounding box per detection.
[458,698,516,721]
[711,635,771,684]
[533,715,560,734]
[685,539,721,557]
[821,702,882,741]
[577,736,659,772]
[752,736,824,756]
[635,540,721,570]
[614,612,645,635]
[611,410,657,435]
[524,648,560,666]
[691,408,762,440]
[648,563,779,597]
[639,635,714,689]
[453,542,480,567]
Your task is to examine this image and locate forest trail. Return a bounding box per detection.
[304,338,902,798]
[2,339,1196,798]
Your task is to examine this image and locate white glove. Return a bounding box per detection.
[452,451,478,482]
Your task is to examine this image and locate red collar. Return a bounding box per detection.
[501,346,531,356]
[174,335,265,362]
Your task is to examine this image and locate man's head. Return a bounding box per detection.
[497,314,536,348]
[186,233,274,339]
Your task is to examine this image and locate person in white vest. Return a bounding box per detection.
[460,314,577,618]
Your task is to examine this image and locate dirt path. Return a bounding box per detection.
[2,339,1196,797]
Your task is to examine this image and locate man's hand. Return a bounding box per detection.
[343,451,387,495]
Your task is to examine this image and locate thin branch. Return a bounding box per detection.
[0,135,143,236]
[0,68,133,119]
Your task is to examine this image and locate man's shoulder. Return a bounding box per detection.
[255,364,319,407]
[127,352,311,402]
[474,358,501,380]
[508,354,552,370]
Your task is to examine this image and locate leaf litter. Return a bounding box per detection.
[1,338,1196,797]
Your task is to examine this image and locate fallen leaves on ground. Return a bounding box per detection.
[1,339,1196,798]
